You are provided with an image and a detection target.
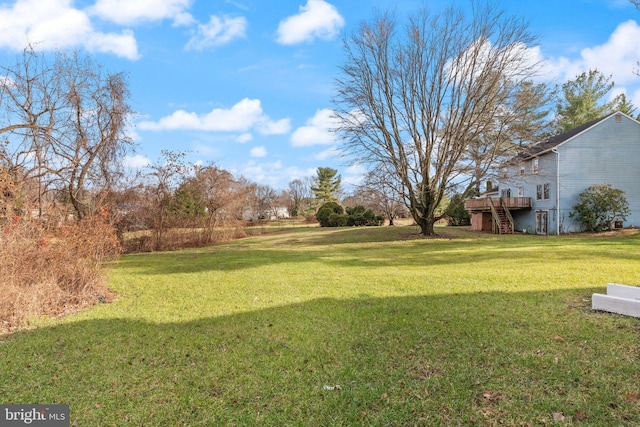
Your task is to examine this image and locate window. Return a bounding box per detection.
[536,183,550,201]
[518,187,524,197]
[501,167,507,178]
[519,164,525,176]
[532,158,539,174]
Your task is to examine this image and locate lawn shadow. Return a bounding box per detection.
[1,288,639,425]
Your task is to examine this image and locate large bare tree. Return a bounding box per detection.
[334,2,540,235]
[0,47,132,220]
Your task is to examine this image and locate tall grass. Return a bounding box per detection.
[0,215,121,332]
[1,226,639,425]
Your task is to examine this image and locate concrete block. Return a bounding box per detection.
[606,283,640,300]
[592,293,640,318]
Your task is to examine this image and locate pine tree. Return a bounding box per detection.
[311,167,341,204]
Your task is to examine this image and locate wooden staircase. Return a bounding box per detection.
[489,198,514,234]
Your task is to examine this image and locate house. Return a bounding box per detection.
[466,112,640,235]
[242,206,290,221]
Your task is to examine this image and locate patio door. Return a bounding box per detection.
[535,211,548,235]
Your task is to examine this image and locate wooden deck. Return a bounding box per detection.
[465,197,531,211]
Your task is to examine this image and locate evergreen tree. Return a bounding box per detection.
[556,70,617,132]
[311,167,341,204]
[613,93,638,118]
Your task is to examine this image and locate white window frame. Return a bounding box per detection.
[532,158,539,174]
[536,183,550,201]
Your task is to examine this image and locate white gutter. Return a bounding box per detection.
[552,148,560,235]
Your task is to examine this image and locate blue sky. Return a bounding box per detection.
[0,0,639,190]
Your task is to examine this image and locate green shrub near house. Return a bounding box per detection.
[570,184,630,232]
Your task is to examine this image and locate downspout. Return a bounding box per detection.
[552,148,560,235]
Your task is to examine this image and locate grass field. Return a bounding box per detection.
[1,225,639,425]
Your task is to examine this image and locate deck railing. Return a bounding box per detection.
[465,197,531,210]
[501,198,515,234]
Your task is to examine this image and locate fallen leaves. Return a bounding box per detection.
[626,392,640,405]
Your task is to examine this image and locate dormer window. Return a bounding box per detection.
[532,158,539,174]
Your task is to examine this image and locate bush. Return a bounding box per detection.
[316,202,344,227]
[345,205,384,226]
[0,215,121,332]
[570,184,630,232]
[444,193,471,226]
[328,213,347,227]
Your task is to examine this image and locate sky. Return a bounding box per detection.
[0,0,639,190]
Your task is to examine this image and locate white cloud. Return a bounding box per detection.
[343,164,367,187]
[276,0,344,45]
[542,20,640,86]
[185,15,247,50]
[138,98,291,135]
[86,30,139,60]
[313,147,341,161]
[258,118,292,135]
[239,160,283,186]
[0,0,139,59]
[291,108,339,147]
[173,12,196,27]
[236,160,315,188]
[236,133,253,143]
[250,146,267,157]
[90,0,192,25]
[123,154,151,169]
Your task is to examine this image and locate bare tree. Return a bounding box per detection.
[146,150,189,250]
[463,80,554,194]
[334,2,540,235]
[0,47,132,220]
[191,165,249,242]
[284,177,314,217]
[357,169,406,225]
[54,52,132,219]
[0,46,61,216]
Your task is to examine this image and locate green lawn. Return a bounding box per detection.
[1,226,639,425]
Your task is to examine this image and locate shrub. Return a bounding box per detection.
[444,193,471,226]
[570,184,630,232]
[316,202,344,227]
[328,213,347,227]
[0,215,121,332]
[346,205,384,226]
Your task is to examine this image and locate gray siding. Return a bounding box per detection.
[497,113,640,234]
[556,114,640,232]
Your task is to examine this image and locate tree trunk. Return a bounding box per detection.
[414,214,436,236]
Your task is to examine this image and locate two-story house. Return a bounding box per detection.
[466,112,640,235]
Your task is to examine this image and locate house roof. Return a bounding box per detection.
[512,112,617,161]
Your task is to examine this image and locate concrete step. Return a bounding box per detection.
[592,283,640,318]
